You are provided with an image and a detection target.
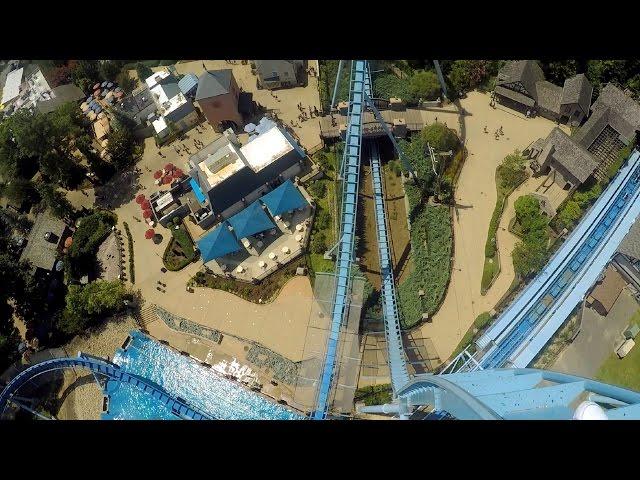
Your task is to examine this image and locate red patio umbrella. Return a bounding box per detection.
[162,175,173,185]
[93,83,101,90]
[173,168,184,177]
[141,199,151,210]
[145,229,155,239]
[143,209,153,219]
[164,163,174,171]
[153,170,162,179]
[135,194,146,204]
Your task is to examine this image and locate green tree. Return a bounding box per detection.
[116,70,137,94]
[106,121,139,170]
[420,122,460,153]
[36,183,75,219]
[2,178,38,205]
[99,60,124,81]
[70,60,102,92]
[499,150,528,189]
[135,62,153,82]
[60,280,128,335]
[541,60,578,85]
[557,200,582,229]
[409,70,441,101]
[448,60,489,95]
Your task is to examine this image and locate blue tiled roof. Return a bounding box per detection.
[227,201,275,239]
[197,222,242,262]
[260,180,308,217]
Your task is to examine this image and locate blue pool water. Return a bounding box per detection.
[102,331,303,420]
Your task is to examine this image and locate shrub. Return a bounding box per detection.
[308,181,327,199]
[397,205,452,328]
[409,70,441,101]
[123,222,135,284]
[171,225,195,261]
[373,73,415,103]
[511,195,550,278]
[310,231,327,254]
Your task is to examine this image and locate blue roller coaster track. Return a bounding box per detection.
[7,60,640,420]
[0,354,212,420]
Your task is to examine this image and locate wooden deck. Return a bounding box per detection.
[319,109,428,139]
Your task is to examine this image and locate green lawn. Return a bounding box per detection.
[596,311,640,391]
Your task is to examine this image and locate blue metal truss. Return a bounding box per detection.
[312,60,368,419]
[0,354,212,420]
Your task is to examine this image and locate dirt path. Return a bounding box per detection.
[413,91,567,364]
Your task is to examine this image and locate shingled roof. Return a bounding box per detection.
[497,60,545,98]
[618,220,640,261]
[591,84,640,136]
[561,74,593,115]
[195,69,232,101]
[545,127,599,183]
[536,81,563,115]
[20,210,66,272]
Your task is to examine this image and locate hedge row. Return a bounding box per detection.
[123,222,135,284]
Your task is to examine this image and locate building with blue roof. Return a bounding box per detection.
[187,120,305,222]
[227,201,275,239]
[260,179,308,217]
[197,222,242,262]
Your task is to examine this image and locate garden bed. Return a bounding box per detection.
[191,257,308,304]
[354,384,393,406]
[481,152,529,293]
[163,222,197,271]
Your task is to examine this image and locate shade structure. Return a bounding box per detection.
[164,163,174,171]
[145,229,155,239]
[64,237,73,248]
[197,222,242,262]
[93,83,100,90]
[141,199,151,210]
[173,168,184,177]
[227,201,276,240]
[260,180,308,217]
[142,209,152,219]
[136,194,145,204]
[107,82,114,88]
[87,111,97,121]
[162,175,173,184]
[153,170,162,179]
[101,81,108,88]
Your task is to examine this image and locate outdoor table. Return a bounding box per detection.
[268,252,276,260]
[259,261,266,268]
[283,221,290,228]
[236,265,244,273]
[220,264,227,271]
[242,238,251,248]
[274,215,281,221]
[295,234,303,242]
[296,224,303,232]
[282,246,290,254]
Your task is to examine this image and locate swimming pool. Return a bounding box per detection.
[102,331,303,420]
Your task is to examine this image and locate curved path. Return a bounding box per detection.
[413,92,567,364]
[0,354,211,419]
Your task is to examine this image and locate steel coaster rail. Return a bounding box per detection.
[0,354,212,419]
[369,140,410,392]
[312,60,368,419]
[477,151,640,352]
[455,150,640,372]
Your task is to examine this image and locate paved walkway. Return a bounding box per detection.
[413,91,567,364]
[553,289,639,378]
